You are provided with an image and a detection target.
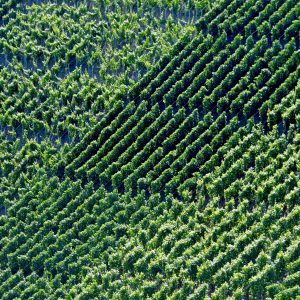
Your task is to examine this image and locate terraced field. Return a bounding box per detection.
[0,0,300,299]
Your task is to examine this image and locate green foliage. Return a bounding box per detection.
[1,0,300,298]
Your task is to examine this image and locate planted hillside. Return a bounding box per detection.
[0,0,300,299]
[0,0,208,210]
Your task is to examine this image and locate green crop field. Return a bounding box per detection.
[0,0,300,299]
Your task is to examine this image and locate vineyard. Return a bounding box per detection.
[0,0,300,299]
